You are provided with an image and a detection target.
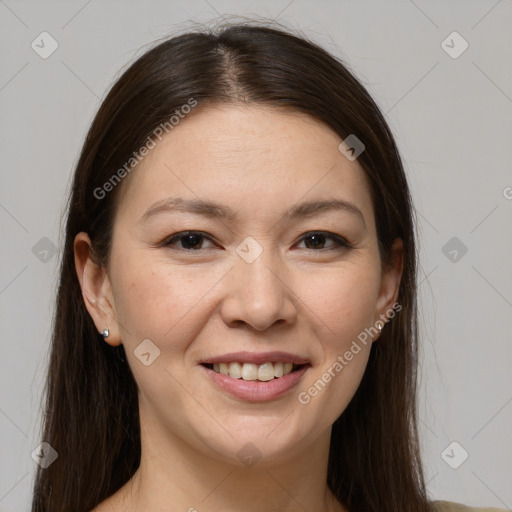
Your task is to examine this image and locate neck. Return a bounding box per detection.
[112,409,347,512]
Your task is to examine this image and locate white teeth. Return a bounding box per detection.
[228,362,242,379]
[258,363,275,381]
[273,362,284,378]
[211,361,298,381]
[241,363,258,380]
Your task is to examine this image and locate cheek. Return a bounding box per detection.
[110,256,209,398]
[113,265,176,338]
[297,263,381,342]
[294,266,378,426]
[110,251,220,352]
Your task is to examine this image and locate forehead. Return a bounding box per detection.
[116,104,375,227]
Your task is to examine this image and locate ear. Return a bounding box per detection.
[74,232,122,346]
[373,237,404,341]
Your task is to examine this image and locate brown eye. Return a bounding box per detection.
[164,231,215,250]
[296,232,353,251]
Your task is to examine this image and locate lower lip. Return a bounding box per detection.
[199,364,311,402]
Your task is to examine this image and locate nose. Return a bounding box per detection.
[219,246,298,332]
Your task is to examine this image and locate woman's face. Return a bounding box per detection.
[79,104,402,467]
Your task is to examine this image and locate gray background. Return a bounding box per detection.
[1,0,511,510]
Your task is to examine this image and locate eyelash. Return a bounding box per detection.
[162,231,354,253]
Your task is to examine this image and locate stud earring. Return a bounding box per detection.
[100,327,110,339]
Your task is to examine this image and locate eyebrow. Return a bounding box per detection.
[140,196,366,229]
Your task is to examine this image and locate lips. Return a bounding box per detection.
[198,350,311,401]
[199,351,310,366]
[199,363,311,402]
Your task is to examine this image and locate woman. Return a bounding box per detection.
[31,21,505,512]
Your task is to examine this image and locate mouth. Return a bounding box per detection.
[198,353,312,402]
[200,362,308,382]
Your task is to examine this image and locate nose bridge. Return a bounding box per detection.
[220,237,297,331]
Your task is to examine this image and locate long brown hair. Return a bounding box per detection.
[32,20,432,512]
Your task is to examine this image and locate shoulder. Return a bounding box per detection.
[432,500,509,512]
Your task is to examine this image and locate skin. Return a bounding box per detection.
[75,104,403,512]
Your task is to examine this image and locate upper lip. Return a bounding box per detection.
[199,351,310,366]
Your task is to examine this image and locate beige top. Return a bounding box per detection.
[433,500,509,512]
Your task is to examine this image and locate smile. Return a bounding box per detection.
[203,361,301,381]
[199,362,311,402]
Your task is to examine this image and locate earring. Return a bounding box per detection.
[100,327,110,339]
